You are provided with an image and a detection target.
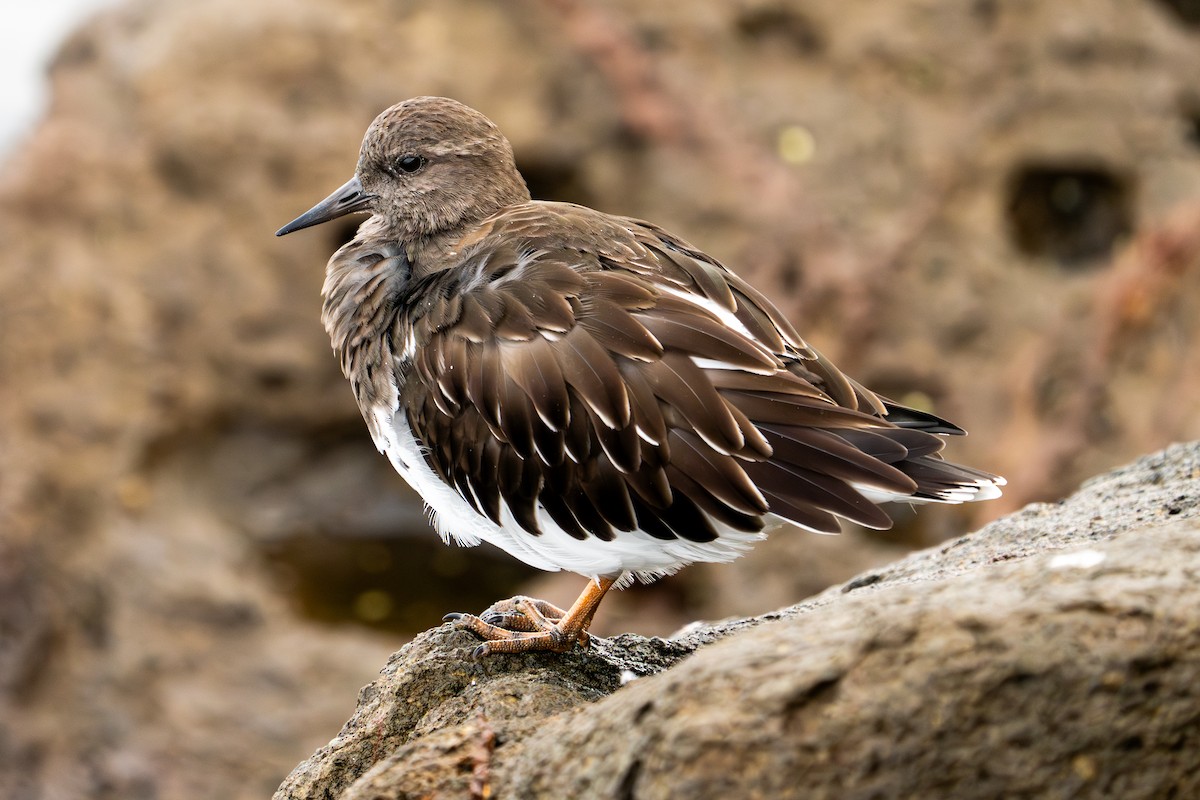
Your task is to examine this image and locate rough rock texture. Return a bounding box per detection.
[276,442,1200,799]
[2,2,1200,799]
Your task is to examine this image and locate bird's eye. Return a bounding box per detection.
[395,155,425,174]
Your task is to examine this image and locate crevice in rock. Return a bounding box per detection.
[734,6,824,56]
[1152,0,1200,28]
[517,155,594,208]
[1004,163,1134,267]
[616,757,643,800]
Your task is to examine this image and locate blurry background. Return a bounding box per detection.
[1,1,1198,798]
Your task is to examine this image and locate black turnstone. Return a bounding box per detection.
[277,96,1004,657]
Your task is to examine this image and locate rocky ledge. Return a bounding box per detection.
[276,442,1200,799]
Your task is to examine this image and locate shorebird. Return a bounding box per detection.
[277,97,1003,657]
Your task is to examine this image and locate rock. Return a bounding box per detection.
[275,442,1200,799]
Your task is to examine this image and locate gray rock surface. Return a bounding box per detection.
[275,442,1200,799]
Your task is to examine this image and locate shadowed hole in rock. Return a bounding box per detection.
[1004,164,1134,267]
[1152,0,1200,27]
[1182,102,1200,149]
[262,533,541,635]
[972,0,1000,27]
[735,5,825,56]
[635,22,671,52]
[517,155,594,207]
[254,368,294,393]
[776,253,803,294]
[999,670,1037,688]
[156,149,208,199]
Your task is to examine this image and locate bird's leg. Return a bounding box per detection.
[444,576,617,658]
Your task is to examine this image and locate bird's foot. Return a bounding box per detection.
[444,595,589,658]
[443,577,617,659]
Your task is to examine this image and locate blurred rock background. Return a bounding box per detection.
[0,0,1197,798]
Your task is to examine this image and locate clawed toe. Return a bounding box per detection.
[443,580,615,657]
[481,611,528,628]
[447,612,573,655]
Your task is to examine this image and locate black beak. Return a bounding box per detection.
[276,176,375,236]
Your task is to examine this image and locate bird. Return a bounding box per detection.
[276,96,1004,658]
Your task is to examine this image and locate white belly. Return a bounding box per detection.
[368,405,766,582]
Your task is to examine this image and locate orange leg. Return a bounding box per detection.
[444,576,617,658]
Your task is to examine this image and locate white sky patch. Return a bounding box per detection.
[0,1,115,158]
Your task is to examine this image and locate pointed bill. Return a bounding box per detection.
[276,176,375,236]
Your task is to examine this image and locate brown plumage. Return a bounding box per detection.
[277,96,1004,657]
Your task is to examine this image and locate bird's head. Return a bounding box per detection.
[276,96,530,242]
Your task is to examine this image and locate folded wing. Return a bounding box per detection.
[398,203,1002,545]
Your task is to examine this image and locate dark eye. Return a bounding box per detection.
[395,155,425,174]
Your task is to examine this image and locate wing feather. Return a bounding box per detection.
[503,337,569,430]
[553,326,631,429]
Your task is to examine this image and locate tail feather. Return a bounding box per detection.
[881,401,967,435]
[901,455,1006,503]
[711,354,1003,533]
[747,416,1005,530]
